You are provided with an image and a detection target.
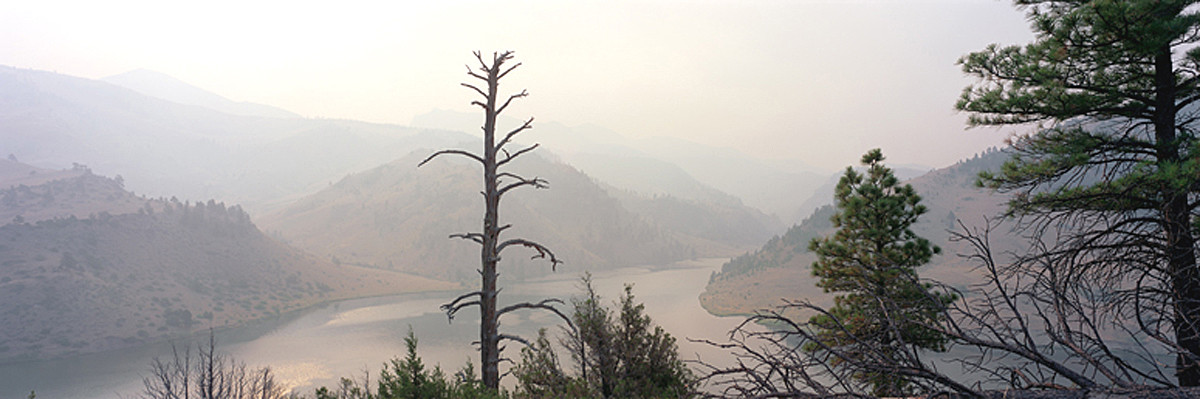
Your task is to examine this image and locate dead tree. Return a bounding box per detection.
[695,219,1178,398]
[936,219,1175,390]
[420,51,569,390]
[141,333,285,399]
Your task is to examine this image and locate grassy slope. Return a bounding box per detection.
[259,151,742,283]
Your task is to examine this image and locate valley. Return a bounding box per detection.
[0,66,794,368]
[6,2,1196,396]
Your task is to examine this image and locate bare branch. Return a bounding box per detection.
[497,117,534,151]
[498,143,540,167]
[441,291,484,322]
[497,238,562,270]
[450,232,484,245]
[461,82,487,98]
[498,175,548,197]
[498,62,523,80]
[496,90,528,116]
[418,149,484,167]
[473,50,489,72]
[498,298,574,331]
[464,61,488,81]
[498,333,531,347]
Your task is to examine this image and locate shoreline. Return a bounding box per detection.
[0,283,462,367]
[0,257,732,366]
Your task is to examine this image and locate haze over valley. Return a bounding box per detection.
[0,56,1029,397]
[12,1,1180,397]
[0,58,1018,395]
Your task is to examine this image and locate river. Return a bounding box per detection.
[0,258,746,398]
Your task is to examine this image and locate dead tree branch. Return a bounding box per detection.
[497,238,562,269]
[496,117,534,152]
[418,149,484,167]
[497,143,540,167]
[441,291,484,321]
[450,232,485,245]
[698,217,1182,397]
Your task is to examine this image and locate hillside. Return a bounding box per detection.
[101,69,301,119]
[1,66,799,237]
[701,149,1013,316]
[259,150,770,283]
[0,167,457,363]
[0,161,142,224]
[611,188,783,247]
[0,66,470,215]
[411,109,829,223]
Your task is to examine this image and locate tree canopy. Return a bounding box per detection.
[958,0,1200,386]
[806,149,951,397]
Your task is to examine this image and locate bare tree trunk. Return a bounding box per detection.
[423,51,568,391]
[479,47,503,389]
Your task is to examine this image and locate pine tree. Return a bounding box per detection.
[957,0,1200,385]
[806,149,951,397]
[611,285,693,398]
[512,277,694,399]
[512,329,589,398]
[377,329,450,399]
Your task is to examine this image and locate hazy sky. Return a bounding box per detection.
[1,0,1033,171]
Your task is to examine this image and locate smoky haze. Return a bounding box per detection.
[0,2,1048,397]
[1,0,1032,171]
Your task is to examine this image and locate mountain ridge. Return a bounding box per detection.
[410,109,830,223]
[0,65,469,215]
[102,69,301,119]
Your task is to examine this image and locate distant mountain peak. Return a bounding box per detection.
[102,69,300,119]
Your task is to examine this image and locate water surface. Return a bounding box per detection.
[0,258,744,398]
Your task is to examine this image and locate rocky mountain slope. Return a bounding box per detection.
[0,163,456,363]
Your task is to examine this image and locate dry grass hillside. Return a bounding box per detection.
[259,151,725,283]
[0,165,457,363]
[700,149,1015,316]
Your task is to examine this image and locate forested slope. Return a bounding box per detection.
[0,164,456,362]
